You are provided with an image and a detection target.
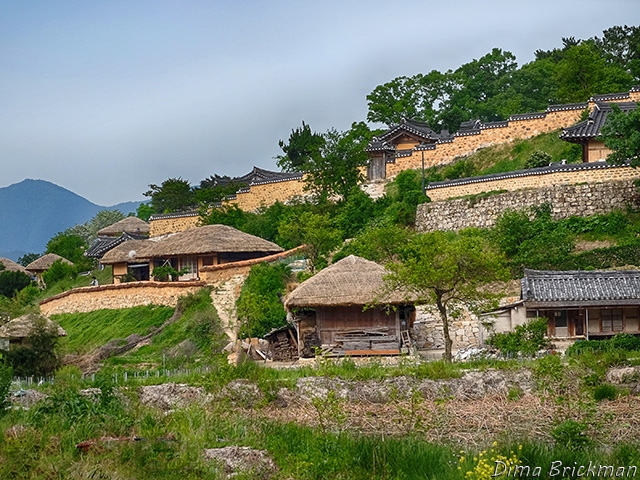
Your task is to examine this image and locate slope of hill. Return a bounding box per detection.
[0,179,141,260]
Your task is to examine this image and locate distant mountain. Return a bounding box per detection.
[0,179,142,261]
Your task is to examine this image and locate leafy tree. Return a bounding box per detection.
[0,355,11,416]
[65,209,126,245]
[600,103,640,166]
[199,203,249,230]
[0,270,32,298]
[489,317,549,356]
[333,222,412,264]
[6,316,61,377]
[301,122,373,202]
[17,253,40,267]
[236,263,291,338]
[276,121,325,172]
[144,177,195,214]
[195,175,247,204]
[42,259,77,285]
[382,169,430,226]
[492,205,574,276]
[384,229,508,362]
[593,25,640,82]
[46,233,87,266]
[525,150,552,169]
[277,211,342,273]
[136,202,155,222]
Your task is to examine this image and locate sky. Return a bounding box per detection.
[1,1,638,206]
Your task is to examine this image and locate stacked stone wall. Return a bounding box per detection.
[417,179,639,233]
[40,281,207,316]
[234,178,307,211]
[412,306,483,350]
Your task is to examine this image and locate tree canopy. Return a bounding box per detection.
[600,104,640,167]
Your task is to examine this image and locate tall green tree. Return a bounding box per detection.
[65,210,126,244]
[384,229,508,362]
[276,121,325,172]
[144,177,195,214]
[600,103,640,166]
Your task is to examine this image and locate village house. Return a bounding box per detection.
[487,269,640,342]
[85,216,150,261]
[26,253,74,285]
[284,255,416,357]
[0,313,66,351]
[100,224,283,283]
[0,257,29,275]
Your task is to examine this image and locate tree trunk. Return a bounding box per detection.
[436,296,453,362]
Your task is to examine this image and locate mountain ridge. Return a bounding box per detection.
[0,179,142,261]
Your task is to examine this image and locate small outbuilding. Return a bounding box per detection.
[0,257,29,275]
[284,255,416,357]
[0,313,67,350]
[25,253,74,285]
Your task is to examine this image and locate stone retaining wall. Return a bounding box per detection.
[39,281,207,316]
[412,306,485,350]
[417,179,639,233]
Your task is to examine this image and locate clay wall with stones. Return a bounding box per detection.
[40,281,207,316]
[426,163,640,202]
[416,179,639,233]
[233,178,307,211]
[386,108,584,176]
[412,306,486,351]
[149,213,200,236]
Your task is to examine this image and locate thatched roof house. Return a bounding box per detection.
[0,313,66,346]
[101,224,284,283]
[285,255,416,357]
[26,253,73,273]
[97,216,150,237]
[0,257,29,275]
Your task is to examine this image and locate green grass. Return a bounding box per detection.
[53,305,174,355]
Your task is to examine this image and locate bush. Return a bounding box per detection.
[42,259,77,285]
[6,316,61,377]
[525,150,552,168]
[0,357,12,416]
[489,317,548,356]
[0,270,32,298]
[593,383,618,402]
[551,419,593,450]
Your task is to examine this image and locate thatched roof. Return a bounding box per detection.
[0,257,29,275]
[101,224,284,264]
[0,313,67,339]
[26,253,73,272]
[97,216,150,236]
[284,255,412,308]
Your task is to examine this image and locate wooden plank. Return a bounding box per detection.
[344,349,401,356]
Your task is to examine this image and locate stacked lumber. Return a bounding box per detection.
[329,328,400,356]
[268,330,298,362]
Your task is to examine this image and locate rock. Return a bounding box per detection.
[203,446,277,479]
[606,366,640,384]
[138,383,212,410]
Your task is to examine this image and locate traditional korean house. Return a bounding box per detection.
[493,269,640,341]
[85,217,150,260]
[100,224,283,283]
[0,257,29,275]
[365,118,450,180]
[0,313,67,350]
[25,253,74,285]
[284,255,416,357]
[560,101,637,163]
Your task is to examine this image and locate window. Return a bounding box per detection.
[201,256,214,266]
[178,257,198,280]
[601,309,623,332]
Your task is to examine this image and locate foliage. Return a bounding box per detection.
[301,122,373,202]
[276,121,325,172]
[333,222,413,264]
[144,177,195,214]
[0,356,12,416]
[492,204,574,277]
[199,202,248,230]
[236,263,291,338]
[489,317,549,356]
[5,316,61,377]
[0,269,32,298]
[277,211,342,272]
[151,265,189,282]
[45,232,89,269]
[178,288,228,355]
[17,252,40,267]
[601,103,640,167]
[64,209,126,245]
[385,229,509,362]
[566,333,640,356]
[551,419,593,451]
[383,169,430,226]
[42,259,78,285]
[136,201,155,222]
[525,150,552,168]
[593,383,617,402]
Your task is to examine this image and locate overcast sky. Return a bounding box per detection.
[1,1,638,206]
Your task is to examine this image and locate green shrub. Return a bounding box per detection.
[551,419,593,450]
[6,317,61,377]
[42,259,77,285]
[0,270,32,298]
[525,150,552,168]
[593,383,618,402]
[489,317,549,356]
[0,356,12,416]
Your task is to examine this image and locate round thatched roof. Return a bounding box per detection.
[0,257,29,275]
[97,216,150,237]
[284,255,410,308]
[101,224,283,264]
[0,313,67,339]
[26,253,73,272]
